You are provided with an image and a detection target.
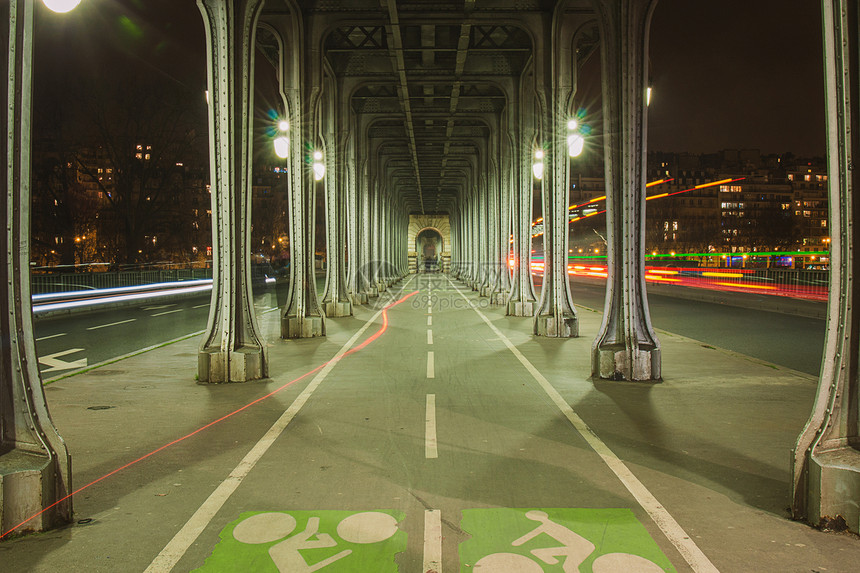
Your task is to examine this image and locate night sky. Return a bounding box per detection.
[33,0,826,157]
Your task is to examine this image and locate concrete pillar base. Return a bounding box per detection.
[351,292,368,305]
[491,292,508,306]
[367,286,379,298]
[376,282,387,294]
[804,449,860,533]
[593,345,661,381]
[281,315,325,339]
[480,285,493,298]
[534,315,578,338]
[198,347,267,383]
[507,300,537,317]
[324,300,353,317]
[0,454,66,535]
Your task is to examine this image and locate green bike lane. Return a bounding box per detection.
[157,276,688,572]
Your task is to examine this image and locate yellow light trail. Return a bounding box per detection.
[715,282,777,290]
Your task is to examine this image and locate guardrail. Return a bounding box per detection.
[562,262,829,302]
[30,268,214,294]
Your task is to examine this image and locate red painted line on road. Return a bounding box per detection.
[1,290,419,539]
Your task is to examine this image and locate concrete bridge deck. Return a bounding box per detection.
[2,274,857,572]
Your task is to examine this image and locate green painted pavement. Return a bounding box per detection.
[459,508,677,572]
[194,510,406,572]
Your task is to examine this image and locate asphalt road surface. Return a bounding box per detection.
[33,275,826,381]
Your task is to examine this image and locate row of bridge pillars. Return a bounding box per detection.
[3,0,860,543]
[450,0,658,380]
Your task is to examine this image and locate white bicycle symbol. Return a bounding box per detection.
[473,510,665,573]
[232,511,398,572]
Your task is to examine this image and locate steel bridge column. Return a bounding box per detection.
[792,0,860,533]
[346,131,367,304]
[478,174,491,295]
[508,129,538,316]
[322,121,352,317]
[493,131,514,305]
[0,0,72,534]
[534,12,578,338]
[591,0,660,380]
[468,189,479,288]
[484,162,501,300]
[197,0,269,380]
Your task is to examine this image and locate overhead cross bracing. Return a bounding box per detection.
[320,3,531,215]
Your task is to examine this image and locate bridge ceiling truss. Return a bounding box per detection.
[303,1,537,214]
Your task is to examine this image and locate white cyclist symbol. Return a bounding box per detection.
[473,510,664,572]
[232,511,399,572]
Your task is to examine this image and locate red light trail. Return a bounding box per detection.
[0,290,419,540]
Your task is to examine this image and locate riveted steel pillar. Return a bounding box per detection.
[534,11,578,338]
[478,174,491,295]
[469,189,480,288]
[792,0,860,533]
[493,130,514,305]
[0,0,72,535]
[198,0,269,381]
[591,0,660,380]
[346,130,366,304]
[508,130,539,316]
[484,159,502,301]
[322,118,352,317]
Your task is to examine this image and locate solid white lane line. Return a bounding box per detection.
[427,316,432,326]
[192,303,208,309]
[446,276,720,573]
[424,509,442,573]
[145,276,416,573]
[425,394,438,459]
[427,329,434,345]
[427,351,435,378]
[36,333,66,341]
[86,318,137,331]
[152,309,183,317]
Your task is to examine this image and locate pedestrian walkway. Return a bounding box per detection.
[2,274,857,572]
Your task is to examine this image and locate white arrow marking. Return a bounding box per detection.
[39,348,87,373]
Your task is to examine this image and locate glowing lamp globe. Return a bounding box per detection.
[42,0,82,13]
[273,136,290,159]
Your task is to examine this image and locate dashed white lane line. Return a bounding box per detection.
[144,276,416,573]
[427,316,432,326]
[428,303,433,314]
[87,318,137,331]
[427,329,434,345]
[424,509,442,572]
[152,309,183,317]
[427,351,435,378]
[446,275,720,573]
[425,394,438,459]
[192,303,208,309]
[36,333,66,341]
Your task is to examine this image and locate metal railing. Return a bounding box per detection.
[30,268,213,295]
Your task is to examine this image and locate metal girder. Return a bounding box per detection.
[197,0,269,381]
[792,0,860,534]
[0,0,72,535]
[590,0,660,381]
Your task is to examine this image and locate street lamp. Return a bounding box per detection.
[532,149,545,180]
[312,150,325,181]
[567,119,585,158]
[42,0,82,13]
[273,119,289,159]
